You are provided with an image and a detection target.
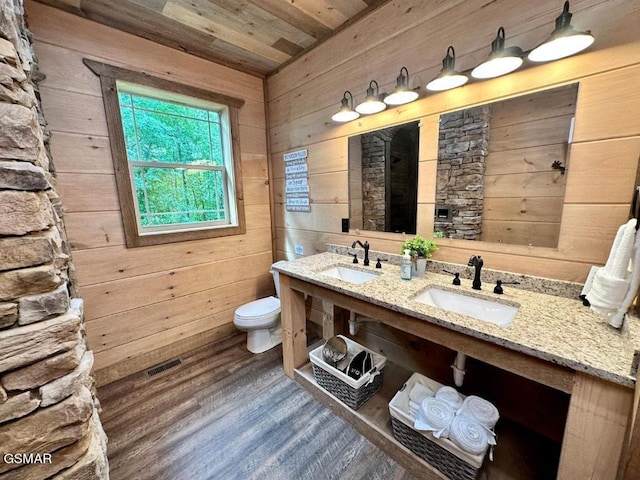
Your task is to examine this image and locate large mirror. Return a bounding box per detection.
[435,83,578,248]
[347,83,579,248]
[348,121,420,234]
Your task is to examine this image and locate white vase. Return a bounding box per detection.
[415,257,427,277]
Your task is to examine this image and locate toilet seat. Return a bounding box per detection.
[233,296,280,329]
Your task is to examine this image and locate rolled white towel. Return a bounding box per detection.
[459,395,499,429]
[409,382,434,404]
[609,223,640,328]
[435,386,463,410]
[580,266,600,298]
[587,269,631,316]
[414,397,455,439]
[609,219,637,278]
[449,415,496,456]
[602,220,633,274]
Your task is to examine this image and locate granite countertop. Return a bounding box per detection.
[274,252,640,388]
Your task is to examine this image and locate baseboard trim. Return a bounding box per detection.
[94,323,238,386]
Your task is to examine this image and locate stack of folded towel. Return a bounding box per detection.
[408,382,434,417]
[584,218,640,328]
[412,384,499,456]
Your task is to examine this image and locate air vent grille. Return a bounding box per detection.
[147,358,181,377]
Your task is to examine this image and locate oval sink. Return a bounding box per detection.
[414,287,518,326]
[320,266,378,284]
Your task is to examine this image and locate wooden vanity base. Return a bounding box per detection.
[280,273,637,480]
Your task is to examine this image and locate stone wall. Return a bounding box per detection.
[435,105,490,240]
[0,1,108,478]
[360,128,391,231]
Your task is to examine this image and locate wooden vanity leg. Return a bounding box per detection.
[557,373,633,479]
[620,359,640,479]
[280,273,307,378]
[322,300,342,340]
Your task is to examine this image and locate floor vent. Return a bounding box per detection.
[147,358,181,377]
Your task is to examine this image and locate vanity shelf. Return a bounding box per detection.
[277,253,638,479]
[294,359,561,480]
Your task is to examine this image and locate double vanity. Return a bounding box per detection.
[274,251,640,479]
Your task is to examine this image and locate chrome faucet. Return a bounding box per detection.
[468,255,484,290]
[351,240,370,266]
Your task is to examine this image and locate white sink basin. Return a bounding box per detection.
[414,287,519,326]
[320,266,378,284]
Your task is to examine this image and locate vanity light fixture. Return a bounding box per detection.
[528,1,594,62]
[384,67,419,106]
[471,27,524,79]
[331,91,360,123]
[355,80,387,115]
[426,46,469,92]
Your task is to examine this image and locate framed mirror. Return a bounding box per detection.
[435,83,578,248]
[348,121,420,234]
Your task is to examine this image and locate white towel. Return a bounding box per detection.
[408,400,420,417]
[587,271,631,314]
[586,219,636,321]
[414,397,455,439]
[608,227,640,328]
[580,266,600,298]
[449,414,496,456]
[409,382,434,404]
[459,395,500,429]
[606,219,636,277]
[435,386,463,410]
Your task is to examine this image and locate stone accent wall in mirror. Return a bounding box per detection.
[348,121,419,234]
[435,83,578,248]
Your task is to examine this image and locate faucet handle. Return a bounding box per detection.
[350,253,358,264]
[375,258,387,269]
[494,280,520,294]
[443,270,461,285]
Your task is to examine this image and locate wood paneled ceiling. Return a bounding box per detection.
[33,0,388,77]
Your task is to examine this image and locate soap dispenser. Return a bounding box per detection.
[401,249,412,280]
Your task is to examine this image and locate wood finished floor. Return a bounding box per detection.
[98,333,418,480]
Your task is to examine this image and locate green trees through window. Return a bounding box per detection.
[118,91,230,229]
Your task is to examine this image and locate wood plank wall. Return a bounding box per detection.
[267,0,640,283]
[26,0,273,385]
[482,84,577,247]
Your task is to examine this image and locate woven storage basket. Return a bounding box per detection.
[309,335,386,410]
[389,372,487,480]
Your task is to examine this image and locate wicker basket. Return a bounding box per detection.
[309,335,386,410]
[388,373,487,480]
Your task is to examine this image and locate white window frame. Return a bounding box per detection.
[116,81,238,236]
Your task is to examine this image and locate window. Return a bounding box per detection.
[85,59,246,247]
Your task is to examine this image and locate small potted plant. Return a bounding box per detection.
[400,235,438,277]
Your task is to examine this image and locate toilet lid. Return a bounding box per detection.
[235,296,280,319]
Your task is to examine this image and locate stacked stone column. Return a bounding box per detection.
[436,105,490,240]
[0,1,108,479]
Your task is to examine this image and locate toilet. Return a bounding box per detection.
[233,262,285,353]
